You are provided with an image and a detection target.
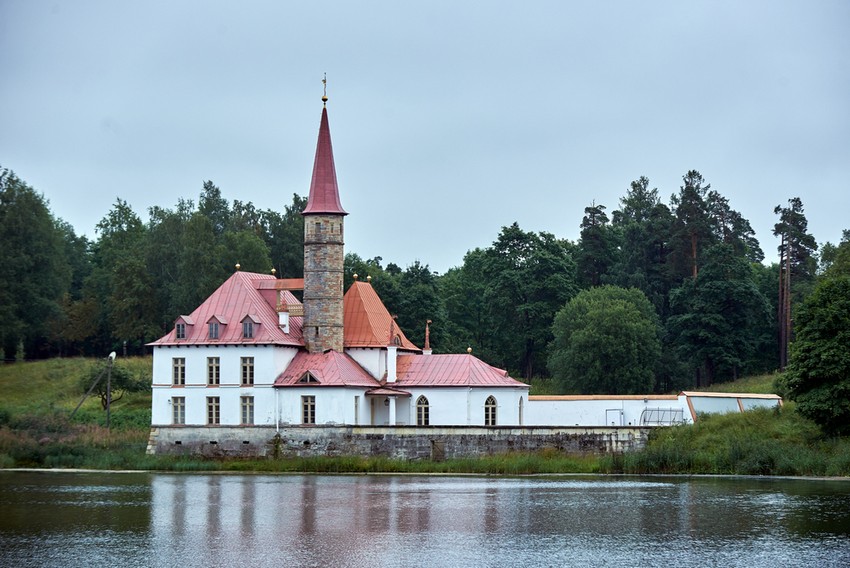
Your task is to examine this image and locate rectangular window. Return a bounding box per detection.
[172,397,185,425]
[207,357,220,385]
[243,321,254,339]
[172,358,185,386]
[241,357,254,385]
[209,322,219,339]
[241,396,254,425]
[175,323,186,339]
[207,397,220,425]
[302,395,316,424]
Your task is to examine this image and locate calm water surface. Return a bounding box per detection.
[1,471,849,567]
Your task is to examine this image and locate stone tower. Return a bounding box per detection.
[302,96,347,353]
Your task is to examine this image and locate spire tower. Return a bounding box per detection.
[302,88,347,353]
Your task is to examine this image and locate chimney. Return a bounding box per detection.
[423,319,432,355]
[387,344,398,383]
[387,316,399,383]
[279,310,290,334]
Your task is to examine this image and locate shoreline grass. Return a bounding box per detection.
[2,359,848,476]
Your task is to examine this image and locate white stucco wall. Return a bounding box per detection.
[152,346,781,428]
[526,397,685,427]
[345,348,386,380]
[151,344,299,426]
[276,386,371,425]
[396,387,528,426]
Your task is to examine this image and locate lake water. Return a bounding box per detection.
[1,471,849,567]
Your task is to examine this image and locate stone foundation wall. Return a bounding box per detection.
[146,425,652,459]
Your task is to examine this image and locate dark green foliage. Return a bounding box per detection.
[439,252,494,355]
[668,170,713,280]
[609,177,675,317]
[782,277,850,435]
[576,202,616,287]
[774,197,819,370]
[0,167,74,359]
[820,230,850,279]
[774,197,818,281]
[549,285,661,394]
[481,223,578,378]
[263,194,306,278]
[667,244,771,385]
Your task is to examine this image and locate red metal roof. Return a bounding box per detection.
[302,105,347,216]
[148,271,304,347]
[343,281,419,351]
[274,351,380,388]
[395,354,527,388]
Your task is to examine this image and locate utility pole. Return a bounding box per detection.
[106,351,116,430]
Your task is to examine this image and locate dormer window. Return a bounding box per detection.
[174,316,193,340]
[241,315,259,339]
[298,372,320,384]
[209,322,219,339]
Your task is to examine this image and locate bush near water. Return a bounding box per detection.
[1,358,849,476]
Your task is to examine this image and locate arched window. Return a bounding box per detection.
[416,396,430,426]
[518,396,524,426]
[484,396,497,426]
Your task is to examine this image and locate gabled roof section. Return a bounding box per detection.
[148,271,304,347]
[274,351,380,388]
[302,105,347,216]
[395,354,528,388]
[343,281,419,351]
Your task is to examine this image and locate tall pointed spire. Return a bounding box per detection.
[303,82,347,216]
[302,86,347,353]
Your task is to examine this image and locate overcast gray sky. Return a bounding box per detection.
[2,1,848,273]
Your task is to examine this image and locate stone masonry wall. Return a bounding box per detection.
[147,425,652,459]
[303,214,344,353]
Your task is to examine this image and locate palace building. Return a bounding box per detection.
[147,97,781,457]
[148,97,529,431]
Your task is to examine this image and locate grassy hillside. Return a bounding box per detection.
[0,357,153,468]
[1,359,847,475]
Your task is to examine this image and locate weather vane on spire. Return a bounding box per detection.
[322,73,328,105]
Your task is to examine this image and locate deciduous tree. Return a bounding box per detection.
[781,276,850,435]
[549,285,661,394]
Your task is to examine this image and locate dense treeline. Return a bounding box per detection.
[3,165,847,399]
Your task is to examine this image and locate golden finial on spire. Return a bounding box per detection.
[322,73,328,105]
